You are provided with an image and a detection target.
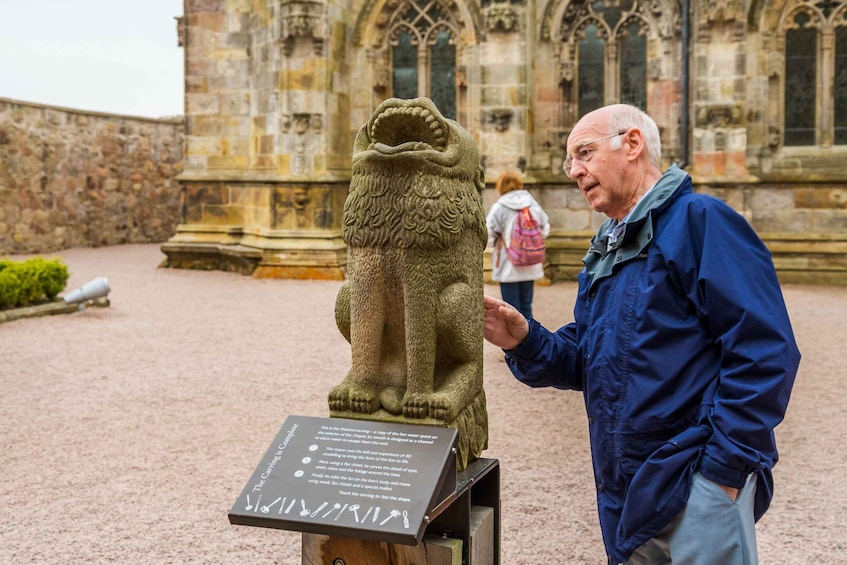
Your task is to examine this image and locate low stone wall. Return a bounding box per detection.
[484,180,847,285]
[0,97,184,255]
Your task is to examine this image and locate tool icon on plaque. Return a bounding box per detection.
[311,502,328,517]
[244,495,410,529]
[260,496,283,513]
[245,495,298,515]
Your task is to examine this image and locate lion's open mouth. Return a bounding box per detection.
[368,103,448,153]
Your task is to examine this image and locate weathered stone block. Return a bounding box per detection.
[749,187,795,211]
[200,203,244,225]
[752,209,811,233]
[795,187,847,210]
[186,93,220,115]
[207,155,249,168]
[481,64,526,85]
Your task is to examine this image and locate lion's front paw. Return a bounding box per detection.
[329,382,380,414]
[402,392,431,419]
[349,388,380,414]
[430,395,456,421]
[328,383,351,412]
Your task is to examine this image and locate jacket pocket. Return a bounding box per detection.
[617,424,712,552]
[611,418,703,478]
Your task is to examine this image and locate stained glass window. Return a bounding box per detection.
[579,24,605,117]
[620,21,647,110]
[564,1,648,119]
[388,0,457,119]
[784,13,817,146]
[835,26,847,145]
[430,30,456,119]
[392,31,418,100]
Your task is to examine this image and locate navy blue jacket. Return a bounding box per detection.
[506,165,800,562]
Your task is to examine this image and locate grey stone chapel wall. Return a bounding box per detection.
[0,97,184,255]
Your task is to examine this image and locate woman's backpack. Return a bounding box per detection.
[505,207,546,266]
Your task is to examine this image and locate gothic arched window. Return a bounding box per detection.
[833,13,847,143]
[387,0,459,119]
[619,19,648,110]
[558,1,652,119]
[578,22,606,116]
[780,1,847,146]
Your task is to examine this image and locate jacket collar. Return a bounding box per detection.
[584,165,691,286]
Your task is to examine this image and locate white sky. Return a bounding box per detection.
[0,0,184,118]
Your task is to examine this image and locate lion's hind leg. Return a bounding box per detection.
[430,281,484,420]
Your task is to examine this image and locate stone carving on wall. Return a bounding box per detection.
[557,59,574,84]
[485,2,521,33]
[292,186,309,210]
[767,50,784,78]
[271,186,315,229]
[282,113,322,134]
[175,16,185,47]
[695,104,744,128]
[368,48,391,92]
[768,125,781,148]
[281,113,323,175]
[280,0,328,55]
[485,108,514,131]
[329,97,488,471]
[703,0,744,23]
[372,68,391,93]
[648,57,661,80]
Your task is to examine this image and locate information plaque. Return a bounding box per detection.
[228,415,458,546]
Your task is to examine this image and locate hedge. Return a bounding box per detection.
[0,257,70,310]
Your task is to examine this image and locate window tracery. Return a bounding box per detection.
[550,0,675,122]
[380,0,462,119]
[778,0,847,146]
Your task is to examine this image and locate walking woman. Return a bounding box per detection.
[486,171,550,320]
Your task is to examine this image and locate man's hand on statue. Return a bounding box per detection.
[483,295,529,350]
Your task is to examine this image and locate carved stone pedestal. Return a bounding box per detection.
[160,179,348,279]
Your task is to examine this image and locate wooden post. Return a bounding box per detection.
[469,506,495,565]
[302,533,461,565]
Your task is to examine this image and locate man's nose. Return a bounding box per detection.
[569,157,587,178]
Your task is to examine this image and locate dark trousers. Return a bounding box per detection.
[499,280,535,320]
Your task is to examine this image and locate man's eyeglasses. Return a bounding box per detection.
[563,131,627,177]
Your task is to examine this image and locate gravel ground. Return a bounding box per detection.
[1,244,845,564]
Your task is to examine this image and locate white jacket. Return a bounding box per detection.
[486,190,550,282]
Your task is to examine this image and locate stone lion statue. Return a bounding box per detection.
[329,97,488,470]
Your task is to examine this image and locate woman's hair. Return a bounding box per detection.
[495,171,523,195]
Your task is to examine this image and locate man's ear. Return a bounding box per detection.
[623,128,645,163]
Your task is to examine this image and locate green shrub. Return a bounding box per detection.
[0,268,22,308]
[0,257,70,310]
